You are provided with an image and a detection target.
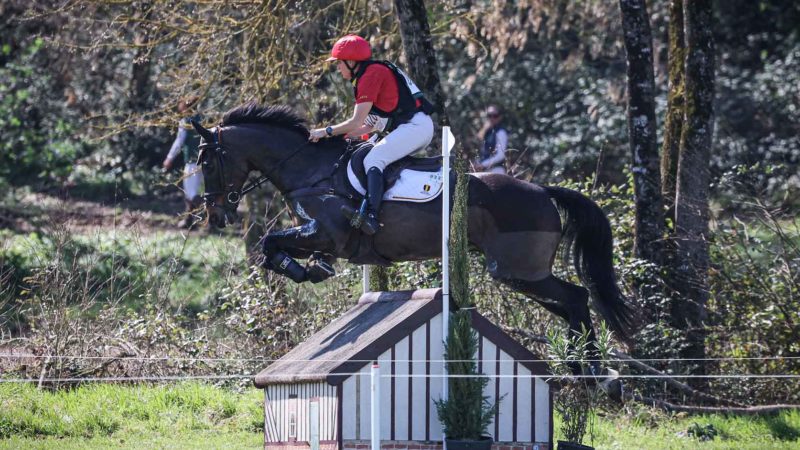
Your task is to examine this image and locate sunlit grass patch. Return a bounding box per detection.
[0,382,263,440]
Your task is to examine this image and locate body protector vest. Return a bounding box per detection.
[353,60,436,134]
[481,125,507,162]
[181,114,202,163]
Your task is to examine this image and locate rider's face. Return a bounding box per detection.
[337,60,353,80]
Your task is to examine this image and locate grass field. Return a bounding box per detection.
[1,382,799,449]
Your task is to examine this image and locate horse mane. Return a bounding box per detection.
[221,102,310,137]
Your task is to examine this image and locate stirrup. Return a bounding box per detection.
[339,204,380,236]
[360,213,380,236]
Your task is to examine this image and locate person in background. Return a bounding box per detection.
[163,96,203,228]
[474,104,508,174]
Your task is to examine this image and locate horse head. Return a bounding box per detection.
[192,119,249,228]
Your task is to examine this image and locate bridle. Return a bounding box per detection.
[197,124,309,209]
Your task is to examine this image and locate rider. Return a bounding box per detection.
[308,35,435,235]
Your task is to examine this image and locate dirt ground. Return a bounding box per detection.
[0,192,193,233]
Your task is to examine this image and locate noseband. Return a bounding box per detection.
[198,127,269,209]
[198,126,309,209]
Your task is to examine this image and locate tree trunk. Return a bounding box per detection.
[661,0,685,220]
[393,0,449,125]
[672,0,715,384]
[129,2,152,111]
[619,0,664,264]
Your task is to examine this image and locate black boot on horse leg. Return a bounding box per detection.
[263,250,307,283]
[341,167,384,235]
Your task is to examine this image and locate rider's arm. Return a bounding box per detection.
[165,125,188,163]
[310,102,372,141]
[345,124,374,138]
[331,102,372,135]
[479,129,508,168]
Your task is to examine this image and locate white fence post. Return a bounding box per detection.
[441,126,455,446]
[371,362,381,450]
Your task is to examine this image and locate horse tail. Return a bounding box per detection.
[544,185,636,342]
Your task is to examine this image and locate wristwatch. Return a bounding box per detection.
[325,126,334,137]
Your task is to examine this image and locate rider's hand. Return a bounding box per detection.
[309,128,327,142]
[163,158,173,170]
[473,162,484,171]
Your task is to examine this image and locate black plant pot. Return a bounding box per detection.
[557,441,594,450]
[445,436,493,450]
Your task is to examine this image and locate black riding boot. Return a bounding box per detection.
[341,168,384,235]
[362,167,384,235]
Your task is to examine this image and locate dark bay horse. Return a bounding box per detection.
[192,103,635,349]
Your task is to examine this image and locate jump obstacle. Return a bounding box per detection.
[254,128,554,450]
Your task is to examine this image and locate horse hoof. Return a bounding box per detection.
[598,368,623,403]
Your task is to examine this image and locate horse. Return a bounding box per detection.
[191,102,635,358]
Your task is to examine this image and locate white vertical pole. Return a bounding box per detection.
[441,126,452,429]
[363,265,370,294]
[371,362,381,450]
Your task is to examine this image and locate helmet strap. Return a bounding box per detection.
[344,61,359,78]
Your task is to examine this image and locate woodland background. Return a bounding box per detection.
[1,0,799,447]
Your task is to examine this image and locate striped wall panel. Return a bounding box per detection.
[265,382,337,443]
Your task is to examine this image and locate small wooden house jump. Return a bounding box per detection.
[254,288,552,450]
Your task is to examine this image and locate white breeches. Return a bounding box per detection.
[183,162,203,200]
[363,112,434,172]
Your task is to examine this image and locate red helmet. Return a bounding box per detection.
[326,35,371,62]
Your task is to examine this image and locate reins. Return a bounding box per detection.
[199,125,310,206]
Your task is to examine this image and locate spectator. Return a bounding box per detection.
[163,96,203,228]
[474,105,508,174]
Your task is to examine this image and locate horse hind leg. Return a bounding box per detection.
[506,276,595,342]
[502,275,600,372]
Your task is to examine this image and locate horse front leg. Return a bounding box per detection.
[261,221,337,283]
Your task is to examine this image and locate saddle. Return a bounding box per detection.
[346,143,447,203]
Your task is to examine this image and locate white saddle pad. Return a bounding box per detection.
[347,160,443,203]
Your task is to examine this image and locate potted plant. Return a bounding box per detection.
[434,310,499,450]
[435,157,500,450]
[547,324,613,450]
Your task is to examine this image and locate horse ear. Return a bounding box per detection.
[190,118,214,142]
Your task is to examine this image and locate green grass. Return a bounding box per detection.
[2,383,799,449]
[0,430,262,449]
[556,408,800,449]
[0,228,245,311]
[0,382,263,448]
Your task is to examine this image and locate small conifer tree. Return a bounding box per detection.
[435,156,499,440]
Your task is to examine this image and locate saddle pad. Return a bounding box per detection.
[347,160,443,203]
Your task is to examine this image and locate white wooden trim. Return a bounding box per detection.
[372,349,389,440]
[359,364,372,439]
[342,376,357,439]
[411,325,427,440]
[428,313,444,441]
[497,350,514,441]
[481,337,497,439]
[393,335,410,440]
[516,365,533,442]
[534,377,549,443]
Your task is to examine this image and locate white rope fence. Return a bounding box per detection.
[2,373,800,384]
[2,353,800,363]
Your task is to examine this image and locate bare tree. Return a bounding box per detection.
[660,0,686,217]
[393,0,448,124]
[672,0,715,383]
[619,0,664,265]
